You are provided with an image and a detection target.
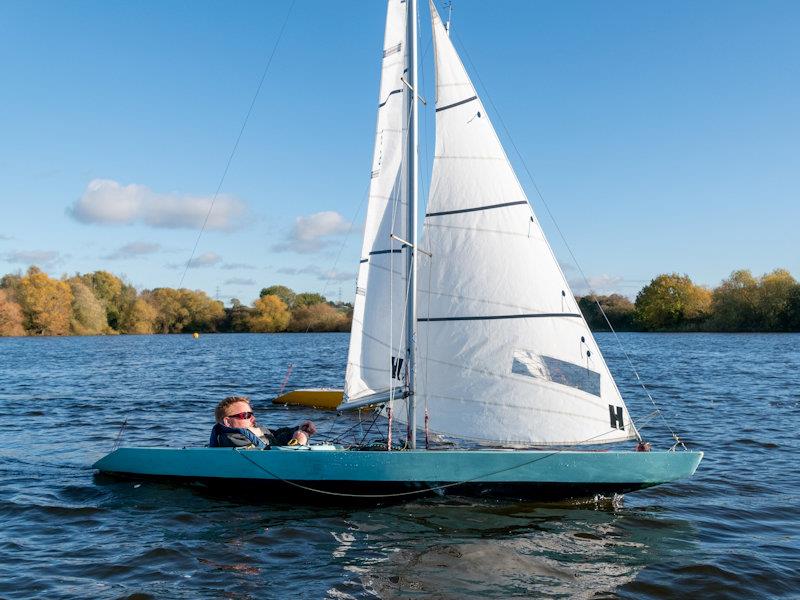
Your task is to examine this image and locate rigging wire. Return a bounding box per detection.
[178,0,297,289]
[450,28,685,449]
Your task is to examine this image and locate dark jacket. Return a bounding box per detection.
[208,422,298,449]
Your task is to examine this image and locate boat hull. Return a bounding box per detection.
[93,447,703,502]
[272,388,344,410]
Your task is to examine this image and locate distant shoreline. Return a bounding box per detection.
[2,266,798,336]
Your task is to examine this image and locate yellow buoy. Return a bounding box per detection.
[193,332,200,339]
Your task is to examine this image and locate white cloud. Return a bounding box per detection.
[569,273,627,296]
[272,211,352,254]
[3,250,62,266]
[318,268,355,282]
[224,278,255,286]
[0,234,12,241]
[277,265,354,282]
[69,179,247,231]
[104,241,162,260]
[167,252,222,269]
[221,262,256,270]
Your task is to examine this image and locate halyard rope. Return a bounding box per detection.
[179,0,297,288]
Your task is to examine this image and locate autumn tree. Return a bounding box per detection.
[288,302,351,332]
[182,289,225,332]
[0,289,25,336]
[17,266,73,335]
[259,285,296,308]
[0,273,23,302]
[145,288,189,333]
[635,273,711,331]
[69,281,108,335]
[144,288,223,333]
[249,295,290,332]
[125,298,158,334]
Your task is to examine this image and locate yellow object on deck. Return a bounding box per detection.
[272,388,344,410]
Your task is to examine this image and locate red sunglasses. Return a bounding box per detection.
[225,411,254,420]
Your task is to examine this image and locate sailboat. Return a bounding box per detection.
[94,0,702,501]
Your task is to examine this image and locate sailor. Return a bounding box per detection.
[209,395,317,449]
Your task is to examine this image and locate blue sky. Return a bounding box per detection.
[1,0,797,304]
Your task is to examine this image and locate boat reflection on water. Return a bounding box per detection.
[336,497,698,599]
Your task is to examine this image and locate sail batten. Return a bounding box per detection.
[426,200,528,217]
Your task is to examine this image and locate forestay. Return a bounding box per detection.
[344,0,410,405]
[407,2,639,445]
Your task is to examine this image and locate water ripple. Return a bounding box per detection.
[0,332,798,598]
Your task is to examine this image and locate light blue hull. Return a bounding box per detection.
[94,446,703,501]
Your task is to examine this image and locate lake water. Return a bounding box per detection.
[0,332,798,598]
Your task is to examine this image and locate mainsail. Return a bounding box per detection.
[407,2,639,445]
[343,0,409,405]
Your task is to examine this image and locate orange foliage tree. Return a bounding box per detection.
[287,302,351,332]
[0,289,25,336]
[249,295,290,332]
[17,267,73,335]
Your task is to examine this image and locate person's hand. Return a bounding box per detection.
[290,430,309,445]
[299,421,317,435]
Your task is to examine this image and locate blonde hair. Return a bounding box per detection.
[215,395,252,423]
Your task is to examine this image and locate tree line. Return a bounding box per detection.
[1,266,798,337]
[578,269,800,332]
[0,267,352,336]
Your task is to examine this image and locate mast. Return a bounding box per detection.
[405,0,419,448]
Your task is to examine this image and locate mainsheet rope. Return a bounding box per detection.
[233,425,635,499]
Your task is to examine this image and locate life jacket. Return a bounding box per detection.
[208,423,269,449]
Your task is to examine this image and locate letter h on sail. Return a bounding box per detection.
[609,405,625,430]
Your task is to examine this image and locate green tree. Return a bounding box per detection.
[294,292,327,308]
[114,284,140,333]
[0,289,25,336]
[710,270,760,331]
[17,266,73,335]
[786,285,800,331]
[69,281,108,335]
[259,285,296,308]
[145,288,190,333]
[577,294,636,331]
[249,295,290,332]
[225,298,253,332]
[635,273,711,330]
[79,270,126,330]
[756,269,798,331]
